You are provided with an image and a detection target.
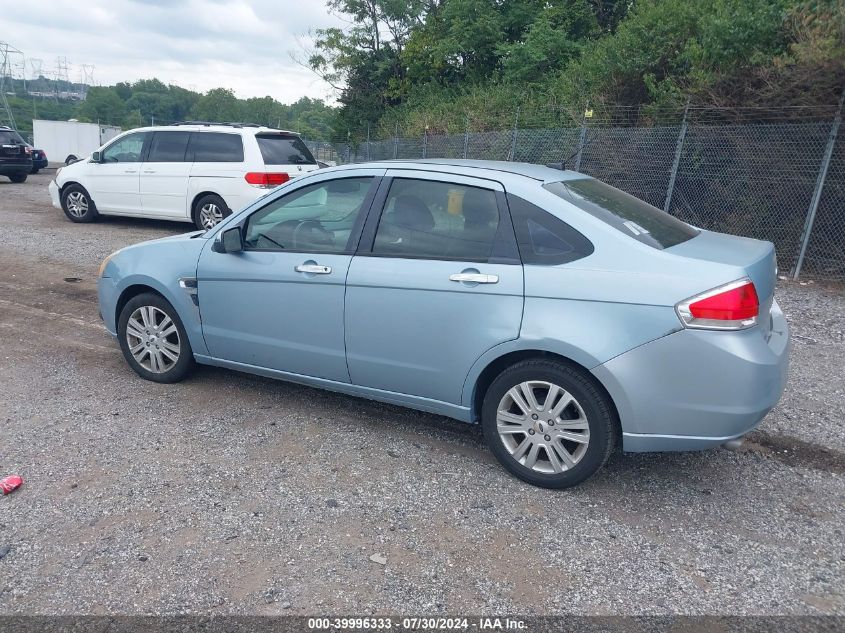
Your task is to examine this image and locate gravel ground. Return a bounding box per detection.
[0,172,843,615]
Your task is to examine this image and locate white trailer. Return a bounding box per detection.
[33,119,121,166]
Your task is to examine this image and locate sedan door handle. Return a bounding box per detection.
[142,170,156,174]
[449,273,499,284]
[123,169,138,174]
[295,263,332,274]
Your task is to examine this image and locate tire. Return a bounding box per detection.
[65,155,78,166]
[193,193,231,230]
[117,292,195,384]
[30,166,39,174]
[481,359,616,489]
[9,173,27,183]
[60,183,98,223]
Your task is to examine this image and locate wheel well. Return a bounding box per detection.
[471,350,622,441]
[191,191,225,217]
[115,284,164,326]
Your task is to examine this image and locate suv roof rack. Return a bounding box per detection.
[169,121,262,128]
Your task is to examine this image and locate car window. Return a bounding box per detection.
[256,134,316,165]
[372,179,500,262]
[544,179,698,249]
[189,132,244,162]
[102,132,148,163]
[507,194,594,265]
[243,177,373,252]
[147,131,190,162]
[0,130,24,144]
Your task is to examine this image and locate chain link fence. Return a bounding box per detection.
[304,104,845,281]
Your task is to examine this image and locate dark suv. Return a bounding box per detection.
[0,126,33,183]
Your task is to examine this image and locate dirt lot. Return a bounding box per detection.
[0,171,843,615]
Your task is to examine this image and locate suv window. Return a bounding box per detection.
[372,179,501,262]
[508,194,593,265]
[189,132,244,162]
[244,177,373,252]
[147,131,190,162]
[256,134,315,165]
[0,130,24,144]
[544,179,698,249]
[102,132,149,163]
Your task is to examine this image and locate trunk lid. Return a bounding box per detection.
[667,230,776,301]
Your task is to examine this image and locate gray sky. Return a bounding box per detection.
[3,0,343,103]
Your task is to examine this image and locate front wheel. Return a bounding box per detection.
[481,359,616,489]
[60,184,98,222]
[9,173,27,183]
[117,293,195,383]
[193,194,231,230]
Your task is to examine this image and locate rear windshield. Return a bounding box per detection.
[0,130,24,144]
[544,179,698,249]
[256,134,316,165]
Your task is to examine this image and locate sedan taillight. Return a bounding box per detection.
[676,278,759,330]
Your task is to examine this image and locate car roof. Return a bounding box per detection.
[329,159,590,184]
[124,124,301,135]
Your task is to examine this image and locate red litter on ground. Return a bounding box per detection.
[1,475,23,495]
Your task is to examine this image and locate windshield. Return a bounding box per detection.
[256,134,316,165]
[544,179,698,249]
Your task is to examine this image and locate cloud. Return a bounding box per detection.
[2,0,343,103]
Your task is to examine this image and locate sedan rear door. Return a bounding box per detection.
[344,170,524,406]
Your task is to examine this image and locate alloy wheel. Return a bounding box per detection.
[199,203,223,229]
[496,380,590,474]
[66,191,88,218]
[125,306,181,373]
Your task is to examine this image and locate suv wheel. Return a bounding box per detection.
[9,173,27,183]
[481,359,616,489]
[60,184,98,223]
[117,293,195,383]
[193,194,231,230]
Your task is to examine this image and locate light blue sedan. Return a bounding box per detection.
[97,160,789,488]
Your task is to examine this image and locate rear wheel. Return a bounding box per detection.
[193,194,231,230]
[9,173,27,183]
[117,292,195,383]
[65,155,78,165]
[481,359,616,489]
[60,184,98,222]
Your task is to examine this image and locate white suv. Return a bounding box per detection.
[48,123,321,229]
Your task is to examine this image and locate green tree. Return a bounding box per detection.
[77,87,127,125]
[190,88,243,121]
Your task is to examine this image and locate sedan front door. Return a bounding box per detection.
[345,171,524,406]
[196,170,383,382]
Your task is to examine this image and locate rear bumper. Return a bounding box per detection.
[0,163,31,175]
[592,298,790,452]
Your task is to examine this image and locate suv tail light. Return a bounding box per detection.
[676,278,759,330]
[245,172,290,188]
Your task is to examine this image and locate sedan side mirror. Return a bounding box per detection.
[91,151,101,163]
[214,227,244,253]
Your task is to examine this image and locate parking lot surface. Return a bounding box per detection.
[0,172,843,615]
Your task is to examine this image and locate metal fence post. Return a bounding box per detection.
[574,103,588,172]
[793,86,844,279]
[509,107,520,161]
[366,123,370,162]
[463,115,469,159]
[393,123,399,159]
[422,126,428,159]
[664,99,691,213]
